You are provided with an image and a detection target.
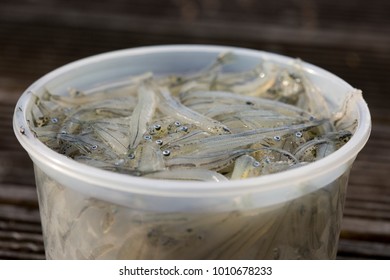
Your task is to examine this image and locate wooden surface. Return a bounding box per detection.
[1,0,389,259]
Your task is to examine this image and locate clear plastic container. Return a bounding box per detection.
[13,45,371,259]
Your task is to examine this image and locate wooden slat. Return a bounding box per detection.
[341,217,390,242]
[338,239,390,260]
[0,184,38,206]
[0,240,44,253]
[0,250,44,260]
[1,0,390,29]
[0,151,35,181]
[0,230,43,243]
[0,205,41,224]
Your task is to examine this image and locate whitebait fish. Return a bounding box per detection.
[293,59,331,120]
[165,148,256,171]
[214,61,278,97]
[137,143,166,173]
[157,87,231,134]
[293,131,352,161]
[180,90,315,119]
[92,121,130,155]
[30,52,356,181]
[47,72,152,106]
[167,51,235,91]
[167,119,326,156]
[128,82,157,149]
[231,155,261,180]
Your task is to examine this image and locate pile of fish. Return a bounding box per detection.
[30,52,356,181]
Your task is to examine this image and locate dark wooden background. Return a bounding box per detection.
[1,0,389,259]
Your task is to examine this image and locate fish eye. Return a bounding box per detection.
[128,153,135,159]
[295,131,303,138]
[273,136,281,141]
[162,150,171,156]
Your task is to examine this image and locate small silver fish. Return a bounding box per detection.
[157,87,231,135]
[231,155,261,180]
[128,82,157,149]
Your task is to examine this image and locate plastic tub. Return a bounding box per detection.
[13,45,371,259]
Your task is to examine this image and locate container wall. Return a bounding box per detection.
[34,164,350,260]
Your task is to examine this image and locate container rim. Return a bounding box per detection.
[13,44,372,198]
